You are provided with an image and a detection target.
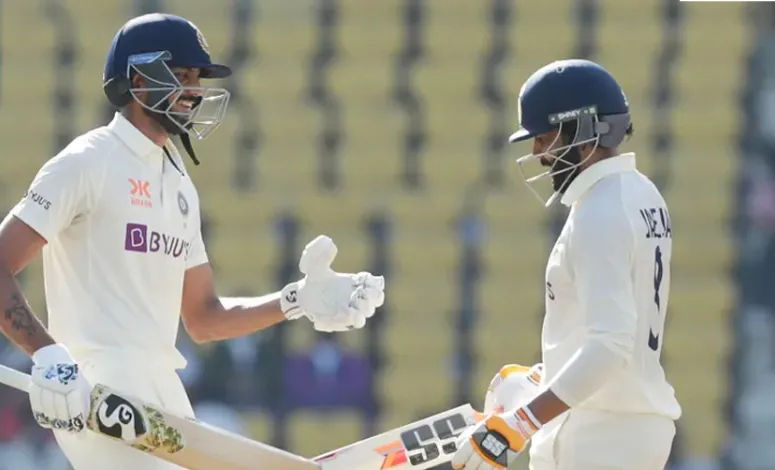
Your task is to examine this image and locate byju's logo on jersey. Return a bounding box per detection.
[22,190,52,211]
[124,223,190,258]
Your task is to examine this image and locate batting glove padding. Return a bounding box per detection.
[484,363,544,414]
[281,235,385,332]
[29,343,91,434]
[452,407,541,470]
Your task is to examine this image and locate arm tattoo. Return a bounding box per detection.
[4,292,37,337]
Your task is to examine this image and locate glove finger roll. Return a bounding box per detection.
[362,285,385,310]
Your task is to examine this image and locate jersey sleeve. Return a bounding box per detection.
[10,152,96,242]
[570,203,638,358]
[186,209,209,269]
[547,204,639,406]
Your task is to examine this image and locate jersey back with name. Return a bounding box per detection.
[542,167,681,419]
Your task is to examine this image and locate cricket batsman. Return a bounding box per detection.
[0,13,384,470]
[451,60,681,470]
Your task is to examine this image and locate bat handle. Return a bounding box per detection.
[0,364,31,393]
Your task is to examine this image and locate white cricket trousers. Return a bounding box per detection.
[528,409,676,470]
[53,352,194,470]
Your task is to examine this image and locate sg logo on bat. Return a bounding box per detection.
[400,412,471,466]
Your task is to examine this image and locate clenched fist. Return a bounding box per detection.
[29,344,91,434]
[281,235,385,332]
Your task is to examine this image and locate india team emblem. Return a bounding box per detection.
[177,191,189,217]
[189,21,210,55]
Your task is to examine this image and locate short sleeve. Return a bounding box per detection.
[10,153,95,242]
[186,208,209,269]
[570,204,638,345]
[186,229,209,269]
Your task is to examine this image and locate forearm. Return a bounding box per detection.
[186,292,287,343]
[525,389,570,425]
[0,268,55,356]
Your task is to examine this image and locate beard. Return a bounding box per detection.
[140,93,201,136]
[549,146,584,193]
[140,97,183,135]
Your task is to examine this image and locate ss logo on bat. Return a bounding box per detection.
[400,412,469,466]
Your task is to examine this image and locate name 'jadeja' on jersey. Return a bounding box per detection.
[639,207,671,239]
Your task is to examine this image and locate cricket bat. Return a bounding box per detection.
[0,364,482,470]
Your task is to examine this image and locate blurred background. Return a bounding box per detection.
[0,0,768,469]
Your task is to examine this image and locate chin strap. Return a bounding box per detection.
[148,100,201,166]
[179,133,200,166]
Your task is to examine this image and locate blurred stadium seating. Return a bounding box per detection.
[0,0,752,468]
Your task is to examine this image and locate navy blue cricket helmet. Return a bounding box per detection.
[509,59,632,206]
[103,13,232,162]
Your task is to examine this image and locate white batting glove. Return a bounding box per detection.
[484,363,544,414]
[29,344,91,434]
[280,235,385,332]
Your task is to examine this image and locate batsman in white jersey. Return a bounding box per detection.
[452,60,681,470]
[0,13,385,470]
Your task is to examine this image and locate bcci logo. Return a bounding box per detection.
[188,21,210,55]
[177,191,189,217]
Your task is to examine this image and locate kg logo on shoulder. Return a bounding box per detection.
[95,393,148,442]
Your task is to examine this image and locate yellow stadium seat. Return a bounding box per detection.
[390,191,461,231]
[664,277,733,457]
[503,0,575,99]
[664,183,734,225]
[383,309,451,360]
[1,3,55,182]
[477,277,544,363]
[596,0,662,102]
[482,229,551,286]
[481,185,549,227]
[69,3,129,132]
[663,3,743,455]
[206,226,277,288]
[672,231,734,277]
[296,191,369,228]
[389,276,457,321]
[288,409,364,458]
[334,0,404,191]
[245,410,274,443]
[244,2,320,193]
[285,318,367,352]
[392,233,459,279]
[378,363,453,418]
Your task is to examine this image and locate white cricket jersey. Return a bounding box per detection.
[542,153,681,419]
[11,113,208,368]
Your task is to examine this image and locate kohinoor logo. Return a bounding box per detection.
[129,178,152,208]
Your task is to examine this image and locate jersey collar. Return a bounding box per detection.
[107,112,163,159]
[560,153,637,206]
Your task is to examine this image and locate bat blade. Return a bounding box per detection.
[316,404,483,470]
[84,383,319,470]
[0,364,316,470]
[0,364,482,470]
